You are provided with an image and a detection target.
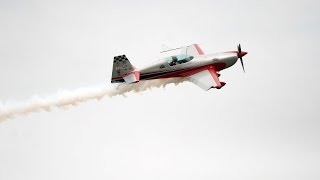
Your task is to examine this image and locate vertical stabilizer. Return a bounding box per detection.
[111,55,140,83]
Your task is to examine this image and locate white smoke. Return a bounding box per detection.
[0,78,187,122]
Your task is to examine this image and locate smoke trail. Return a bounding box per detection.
[0,78,187,122]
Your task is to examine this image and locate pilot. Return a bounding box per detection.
[170,56,178,66]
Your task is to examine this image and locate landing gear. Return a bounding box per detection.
[216,82,226,89]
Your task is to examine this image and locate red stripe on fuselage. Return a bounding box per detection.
[111,63,226,81]
[140,63,226,80]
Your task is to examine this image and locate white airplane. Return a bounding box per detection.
[111,44,248,91]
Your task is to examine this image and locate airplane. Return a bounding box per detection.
[111,44,248,91]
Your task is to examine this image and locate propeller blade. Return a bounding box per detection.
[238,44,241,53]
[240,57,245,73]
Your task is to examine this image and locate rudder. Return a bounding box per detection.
[111,55,140,83]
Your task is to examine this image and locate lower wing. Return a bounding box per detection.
[188,67,225,91]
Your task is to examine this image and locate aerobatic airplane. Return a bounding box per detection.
[111,44,248,91]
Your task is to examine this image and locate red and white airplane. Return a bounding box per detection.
[111,44,248,91]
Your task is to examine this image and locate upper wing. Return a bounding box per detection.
[181,44,204,56]
[188,67,225,91]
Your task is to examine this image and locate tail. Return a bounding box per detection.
[111,55,140,84]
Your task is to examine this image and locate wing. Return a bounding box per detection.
[188,68,225,91]
[181,44,204,56]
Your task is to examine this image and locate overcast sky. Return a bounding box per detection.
[0,0,320,179]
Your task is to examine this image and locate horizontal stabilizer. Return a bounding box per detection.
[123,70,140,83]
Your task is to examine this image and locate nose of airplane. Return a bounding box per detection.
[238,51,248,58]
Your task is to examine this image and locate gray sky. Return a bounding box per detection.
[0,0,320,179]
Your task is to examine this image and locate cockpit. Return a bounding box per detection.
[165,54,194,66]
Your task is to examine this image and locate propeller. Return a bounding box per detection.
[237,44,247,73]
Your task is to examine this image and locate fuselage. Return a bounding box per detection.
[110,43,248,90]
[139,52,238,80]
